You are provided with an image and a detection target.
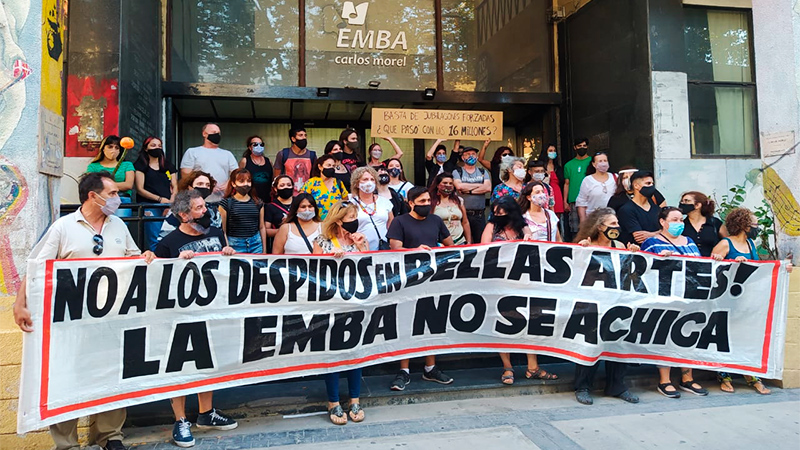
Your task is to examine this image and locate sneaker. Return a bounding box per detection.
[103,440,127,450]
[172,418,195,448]
[390,370,411,391]
[422,366,453,385]
[575,389,593,405]
[196,408,238,430]
[615,390,640,404]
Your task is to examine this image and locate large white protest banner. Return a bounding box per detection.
[18,242,790,433]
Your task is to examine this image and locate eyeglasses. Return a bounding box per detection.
[92,234,104,255]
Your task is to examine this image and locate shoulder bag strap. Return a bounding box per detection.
[294,219,314,253]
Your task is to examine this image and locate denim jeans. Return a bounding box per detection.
[227,233,263,254]
[143,206,167,252]
[324,369,362,403]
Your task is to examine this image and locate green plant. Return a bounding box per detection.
[715,183,778,259]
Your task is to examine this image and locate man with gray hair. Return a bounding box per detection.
[154,189,237,447]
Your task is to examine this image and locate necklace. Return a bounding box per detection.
[354,195,377,216]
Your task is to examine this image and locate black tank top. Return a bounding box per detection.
[245,155,273,203]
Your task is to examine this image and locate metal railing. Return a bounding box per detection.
[60,203,171,250]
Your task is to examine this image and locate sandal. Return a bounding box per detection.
[328,404,347,425]
[746,377,771,395]
[657,382,681,399]
[348,403,365,422]
[718,374,734,393]
[526,367,558,380]
[501,368,515,385]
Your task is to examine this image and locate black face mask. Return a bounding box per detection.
[492,214,510,229]
[194,210,213,229]
[276,187,293,200]
[747,226,760,240]
[575,147,588,156]
[194,187,212,199]
[678,203,695,215]
[388,168,401,178]
[332,151,344,161]
[378,174,390,185]
[342,219,360,234]
[322,167,336,178]
[346,141,360,151]
[603,226,621,241]
[294,138,308,150]
[413,205,431,217]
[639,185,656,198]
[235,185,251,195]
[207,133,222,145]
[147,148,163,158]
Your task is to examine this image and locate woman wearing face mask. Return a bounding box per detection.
[324,140,353,191]
[429,173,472,245]
[367,136,404,169]
[376,166,408,217]
[641,207,709,399]
[339,128,364,172]
[490,156,526,203]
[482,196,557,384]
[524,160,555,209]
[519,181,561,242]
[219,169,266,254]
[709,207,773,394]
[134,137,177,251]
[239,135,273,204]
[386,158,414,199]
[425,139,460,186]
[86,135,135,216]
[575,152,616,223]
[349,167,394,251]
[272,193,322,254]
[303,155,349,220]
[679,191,727,257]
[264,175,295,237]
[535,144,565,216]
[572,208,640,405]
[158,171,222,242]
[311,201,368,425]
[478,140,513,188]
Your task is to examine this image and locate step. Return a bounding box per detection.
[124,362,717,428]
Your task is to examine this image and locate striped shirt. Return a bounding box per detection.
[641,235,701,257]
[220,197,261,238]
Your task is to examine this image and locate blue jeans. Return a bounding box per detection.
[227,233,263,254]
[324,369,362,403]
[143,206,167,252]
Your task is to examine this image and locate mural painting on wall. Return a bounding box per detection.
[66,75,119,157]
[0,158,28,295]
[39,0,66,176]
[748,164,800,237]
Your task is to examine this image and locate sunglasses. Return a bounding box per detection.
[92,234,104,255]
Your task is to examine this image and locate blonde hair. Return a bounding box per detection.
[321,201,359,240]
[349,166,379,197]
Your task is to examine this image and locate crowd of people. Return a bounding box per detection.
[12,125,789,450]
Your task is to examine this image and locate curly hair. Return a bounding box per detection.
[349,166,379,196]
[177,170,217,192]
[573,207,617,243]
[725,207,754,236]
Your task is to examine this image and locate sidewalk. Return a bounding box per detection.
[122,382,800,449]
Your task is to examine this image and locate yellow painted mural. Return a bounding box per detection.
[40,0,66,113]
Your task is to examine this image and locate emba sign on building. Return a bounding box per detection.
[335,1,408,50]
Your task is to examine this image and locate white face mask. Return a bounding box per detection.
[297,210,316,221]
[532,173,546,182]
[359,181,376,194]
[513,168,526,181]
[371,149,383,160]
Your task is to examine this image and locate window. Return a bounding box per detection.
[685,8,757,156]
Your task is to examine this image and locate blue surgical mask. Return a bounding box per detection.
[252,143,264,155]
[436,154,447,163]
[465,155,478,166]
[547,151,557,160]
[668,222,685,237]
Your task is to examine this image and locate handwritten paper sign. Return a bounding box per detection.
[371,108,503,140]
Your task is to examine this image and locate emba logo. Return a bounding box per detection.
[336,1,407,51]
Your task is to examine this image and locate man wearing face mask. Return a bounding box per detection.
[563,138,591,239]
[274,127,317,195]
[617,170,662,245]
[154,189,237,447]
[387,187,455,390]
[13,172,155,450]
[453,146,491,243]
[180,123,239,203]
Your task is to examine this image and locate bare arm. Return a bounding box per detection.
[441,236,455,247]
[478,138,491,169]
[117,170,135,192]
[427,138,446,161]
[259,208,267,253]
[577,206,587,223]
[459,201,472,244]
[169,174,178,202]
[390,239,404,250]
[384,137,404,159]
[272,224,289,254]
[239,158,248,169]
[563,179,571,212]
[481,223,495,244]
[180,168,193,178]
[219,206,228,235]
[13,277,33,332]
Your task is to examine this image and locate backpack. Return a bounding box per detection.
[279,148,317,174]
[455,166,487,181]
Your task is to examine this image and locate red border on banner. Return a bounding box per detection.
[37,254,782,420]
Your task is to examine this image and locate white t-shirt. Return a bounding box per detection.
[351,195,393,250]
[30,208,141,260]
[523,209,559,242]
[180,146,239,202]
[575,174,616,216]
[388,181,413,199]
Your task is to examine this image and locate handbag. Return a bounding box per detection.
[368,214,391,250]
